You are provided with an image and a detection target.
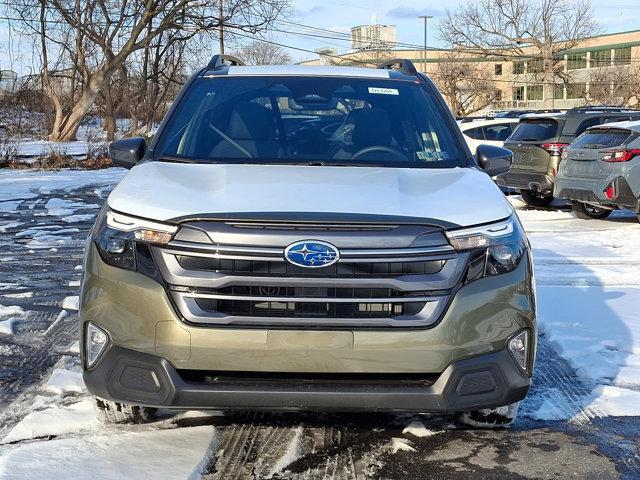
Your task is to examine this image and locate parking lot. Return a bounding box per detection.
[0,169,638,479]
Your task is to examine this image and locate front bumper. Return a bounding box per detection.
[83,344,530,412]
[497,171,555,194]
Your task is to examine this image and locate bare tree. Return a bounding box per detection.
[438,0,600,108]
[432,52,500,117]
[8,0,288,141]
[232,40,291,65]
[588,67,640,106]
[326,48,393,68]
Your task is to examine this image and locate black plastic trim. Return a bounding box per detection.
[167,211,461,229]
[83,345,531,412]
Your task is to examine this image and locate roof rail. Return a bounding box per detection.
[377,59,418,76]
[207,54,245,70]
[568,105,637,112]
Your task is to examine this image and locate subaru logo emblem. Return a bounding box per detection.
[284,240,339,268]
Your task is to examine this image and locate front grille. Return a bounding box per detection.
[153,220,466,328]
[195,298,427,318]
[178,369,439,388]
[175,256,446,277]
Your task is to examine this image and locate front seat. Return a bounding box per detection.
[210,102,279,158]
[333,108,394,159]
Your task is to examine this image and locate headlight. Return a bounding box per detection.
[446,215,527,283]
[92,208,177,271]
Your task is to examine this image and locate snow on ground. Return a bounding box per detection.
[0,425,216,480]
[0,168,126,213]
[512,196,640,418]
[61,296,79,311]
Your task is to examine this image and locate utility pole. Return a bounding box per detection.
[419,15,433,74]
[219,0,225,54]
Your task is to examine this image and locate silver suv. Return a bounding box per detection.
[555,120,640,220]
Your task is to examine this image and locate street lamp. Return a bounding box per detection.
[419,15,433,73]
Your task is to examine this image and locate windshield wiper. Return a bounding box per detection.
[156,154,198,164]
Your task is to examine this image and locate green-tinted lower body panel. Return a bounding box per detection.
[80,246,536,375]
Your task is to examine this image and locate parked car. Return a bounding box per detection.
[493,109,561,118]
[555,120,640,220]
[81,56,536,428]
[498,106,640,207]
[459,118,520,154]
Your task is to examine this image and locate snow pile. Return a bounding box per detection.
[43,369,85,396]
[388,438,416,453]
[0,425,216,480]
[45,198,99,217]
[402,420,442,438]
[1,398,97,444]
[0,305,25,335]
[62,296,79,311]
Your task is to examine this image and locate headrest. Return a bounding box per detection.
[350,108,392,148]
[228,102,276,141]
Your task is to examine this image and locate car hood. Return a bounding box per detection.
[107,162,513,228]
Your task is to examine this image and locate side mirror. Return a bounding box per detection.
[109,137,146,169]
[476,144,512,177]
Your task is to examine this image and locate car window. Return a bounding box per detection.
[509,120,559,142]
[571,129,634,149]
[463,126,484,140]
[574,117,603,136]
[483,123,513,141]
[156,76,464,169]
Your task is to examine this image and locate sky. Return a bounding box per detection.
[1,0,640,74]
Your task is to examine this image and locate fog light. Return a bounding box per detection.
[508,330,529,373]
[86,323,109,368]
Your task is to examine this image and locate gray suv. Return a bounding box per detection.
[498,107,640,207]
[555,120,640,220]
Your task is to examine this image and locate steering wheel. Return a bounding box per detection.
[351,145,407,161]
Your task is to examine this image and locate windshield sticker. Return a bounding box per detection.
[418,151,449,161]
[368,87,399,95]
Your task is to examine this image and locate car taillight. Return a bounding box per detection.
[541,143,569,155]
[601,149,640,162]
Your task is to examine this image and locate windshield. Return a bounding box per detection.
[155,76,464,168]
[509,119,559,142]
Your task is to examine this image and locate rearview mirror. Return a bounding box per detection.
[109,137,146,169]
[476,144,512,177]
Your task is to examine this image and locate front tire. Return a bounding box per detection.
[571,201,612,220]
[520,190,554,207]
[93,396,157,424]
[457,402,519,429]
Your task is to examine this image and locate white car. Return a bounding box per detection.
[459,118,520,154]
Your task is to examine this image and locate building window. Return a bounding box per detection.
[513,62,525,75]
[495,90,503,101]
[554,84,565,100]
[614,47,631,65]
[495,64,503,76]
[527,58,543,74]
[513,86,525,101]
[567,83,587,99]
[527,85,543,100]
[567,53,587,70]
[590,49,612,68]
